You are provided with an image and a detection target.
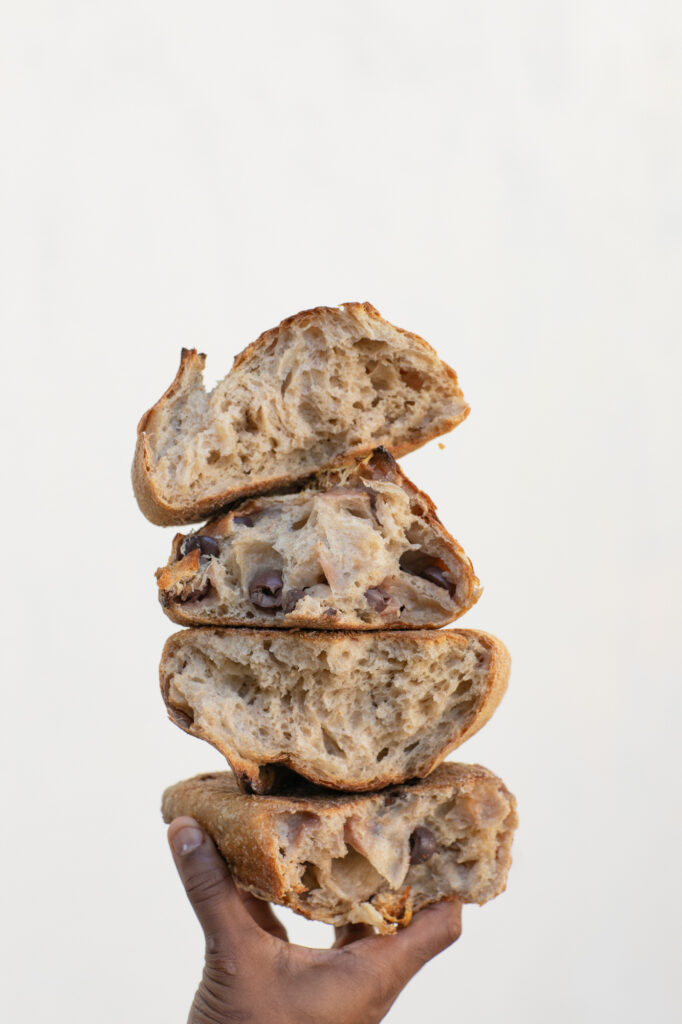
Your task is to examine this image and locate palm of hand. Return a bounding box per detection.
[168,817,462,1024]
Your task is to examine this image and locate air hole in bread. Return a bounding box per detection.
[322,728,346,759]
[457,698,477,716]
[346,506,372,521]
[399,368,425,391]
[207,449,222,465]
[353,336,387,356]
[370,364,397,392]
[171,702,195,729]
[301,862,319,892]
[404,741,419,753]
[376,747,389,762]
[330,848,385,900]
[298,400,319,426]
[242,409,259,434]
[399,549,454,596]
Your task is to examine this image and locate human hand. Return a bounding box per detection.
[168,816,462,1024]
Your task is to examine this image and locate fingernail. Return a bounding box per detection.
[171,825,204,856]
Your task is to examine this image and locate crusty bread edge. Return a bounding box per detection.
[231,301,460,380]
[132,348,209,526]
[416,631,511,776]
[159,628,509,792]
[162,772,290,901]
[132,302,470,526]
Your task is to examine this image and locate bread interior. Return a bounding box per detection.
[165,631,494,790]
[150,310,463,502]
[274,778,515,931]
[158,475,474,628]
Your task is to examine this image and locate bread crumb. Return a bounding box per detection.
[438,443,445,450]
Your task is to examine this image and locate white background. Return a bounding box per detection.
[1,3,680,1021]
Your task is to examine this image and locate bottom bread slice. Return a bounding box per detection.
[161,763,517,934]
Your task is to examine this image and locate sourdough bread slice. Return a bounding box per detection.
[161,763,517,934]
[161,629,509,793]
[133,302,469,525]
[155,448,480,630]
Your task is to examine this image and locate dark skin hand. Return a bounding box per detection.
[168,816,463,1024]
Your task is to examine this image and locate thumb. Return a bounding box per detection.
[167,816,255,951]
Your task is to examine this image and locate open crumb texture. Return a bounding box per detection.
[133,302,469,525]
[161,628,510,792]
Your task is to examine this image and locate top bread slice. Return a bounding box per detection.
[133,302,469,525]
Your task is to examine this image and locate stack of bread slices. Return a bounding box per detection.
[133,302,517,934]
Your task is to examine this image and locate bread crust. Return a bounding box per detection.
[132,303,469,526]
[159,628,510,792]
[132,348,208,526]
[155,447,481,630]
[160,762,517,929]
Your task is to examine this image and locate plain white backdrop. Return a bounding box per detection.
[1,2,680,1021]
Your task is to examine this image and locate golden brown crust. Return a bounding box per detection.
[155,548,200,591]
[164,772,288,900]
[132,348,208,526]
[231,302,459,380]
[132,304,469,526]
[159,628,510,792]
